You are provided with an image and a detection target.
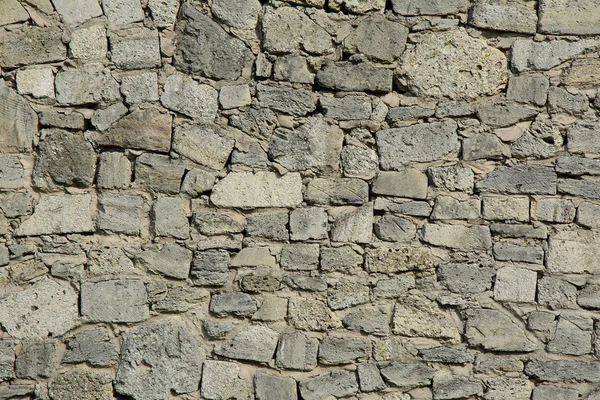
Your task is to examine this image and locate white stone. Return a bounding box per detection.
[16,67,54,98]
[148,0,180,28]
[51,0,103,26]
[70,22,107,60]
[161,72,218,122]
[102,0,144,26]
[494,266,537,303]
[219,85,251,109]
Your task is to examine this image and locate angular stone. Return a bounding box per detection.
[465,309,537,352]
[215,325,279,363]
[373,169,428,199]
[377,121,459,168]
[305,178,369,205]
[15,340,57,379]
[532,385,579,400]
[563,58,600,87]
[431,196,480,220]
[136,243,192,280]
[525,360,600,383]
[533,198,576,223]
[252,295,288,322]
[181,169,215,197]
[538,276,578,309]
[391,0,468,15]
[539,0,600,35]
[33,130,97,191]
[231,247,277,268]
[280,244,319,271]
[115,319,204,399]
[547,317,593,356]
[202,319,236,340]
[193,209,245,236]
[49,370,114,400]
[88,247,135,277]
[257,84,315,117]
[212,0,260,29]
[96,152,131,190]
[511,38,599,72]
[482,196,529,222]
[91,103,128,131]
[0,0,28,26]
[477,104,538,128]
[39,111,85,130]
[356,364,385,392]
[506,76,550,106]
[477,165,557,195]
[463,133,505,161]
[242,271,281,293]
[547,231,600,274]
[63,328,118,367]
[148,0,179,28]
[109,27,161,69]
[320,246,363,272]
[69,22,107,60]
[245,211,288,240]
[210,292,257,317]
[341,145,378,180]
[161,72,218,121]
[273,55,314,84]
[433,375,483,400]
[438,263,495,294]
[174,3,253,80]
[375,215,416,242]
[549,87,588,114]
[16,67,55,98]
[0,277,79,339]
[331,203,373,243]
[97,193,143,235]
[276,332,319,371]
[51,0,102,25]
[494,266,537,302]
[0,156,23,190]
[558,179,600,199]
[318,334,371,365]
[380,362,435,387]
[219,85,251,109]
[255,374,297,400]
[212,171,303,209]
[320,96,371,121]
[289,297,342,331]
[120,71,159,104]
[470,0,537,33]
[578,283,600,309]
[423,224,491,250]
[366,246,434,273]
[152,197,189,239]
[485,377,533,400]
[393,295,459,339]
[190,250,229,286]
[556,156,600,176]
[418,347,474,364]
[327,280,370,310]
[299,370,358,400]
[262,7,331,54]
[0,26,66,68]
[343,306,390,336]
[15,194,94,236]
[428,165,474,193]
[493,242,544,264]
[373,275,415,299]
[329,0,385,13]
[398,29,507,99]
[567,122,600,154]
[387,106,435,122]
[201,360,251,400]
[290,207,328,241]
[0,81,37,154]
[344,15,408,62]
[135,153,185,194]
[102,0,144,25]
[316,62,393,92]
[55,63,120,105]
[81,280,148,323]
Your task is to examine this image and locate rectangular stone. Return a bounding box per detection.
[539,0,600,35]
[81,280,149,323]
[558,179,600,199]
[547,231,600,274]
[533,198,576,223]
[97,193,143,236]
[567,122,600,154]
[316,62,393,92]
[391,0,469,15]
[490,224,547,239]
[257,84,316,117]
[0,26,66,68]
[0,156,24,190]
[562,58,600,87]
[173,124,234,170]
[477,165,557,195]
[525,360,600,382]
[506,76,549,106]
[556,156,600,176]
[482,196,529,222]
[320,96,372,120]
[422,224,492,250]
[470,0,537,33]
[373,198,432,216]
[109,27,161,70]
[493,243,544,264]
[134,153,185,194]
[372,169,428,199]
[577,202,600,228]
[511,38,598,73]
[305,178,369,205]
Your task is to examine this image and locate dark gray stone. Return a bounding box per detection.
[210,292,257,317]
[558,179,600,200]
[257,84,316,117]
[0,26,66,68]
[477,165,557,195]
[191,250,229,286]
[320,246,363,273]
[280,244,320,271]
[556,157,600,176]
[320,96,372,120]
[245,211,289,241]
[275,332,319,371]
[418,347,474,364]
[477,104,539,128]
[15,340,57,379]
[316,62,393,92]
[525,360,600,382]
[63,328,118,367]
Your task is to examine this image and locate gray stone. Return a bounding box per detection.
[532,385,579,400]
[201,360,251,400]
[136,243,192,280]
[470,0,537,33]
[290,207,328,241]
[215,325,279,363]
[15,194,94,236]
[494,266,537,302]
[211,171,303,209]
[373,275,415,299]
[15,340,57,379]
[190,250,229,286]
[527,311,557,343]
[567,122,600,154]
[548,231,600,274]
[320,96,371,120]
[276,332,319,371]
[464,309,537,352]
[477,104,538,128]
[0,277,79,339]
[556,157,600,176]
[316,62,393,92]
[0,26,66,69]
[109,27,161,69]
[377,121,459,168]
[135,153,185,194]
[341,145,378,179]
[327,280,370,310]
[0,341,14,382]
[493,243,544,264]
[343,306,390,336]
[49,370,114,400]
[231,142,269,168]
[69,21,107,60]
[393,295,460,339]
[81,280,148,323]
[549,87,589,114]
[372,169,428,199]
[511,120,564,159]
[462,133,505,161]
[161,72,218,121]
[357,364,385,392]
[431,196,480,220]
[181,169,215,197]
[229,107,277,140]
[257,84,315,117]
[242,271,281,293]
[423,223,491,250]
[482,196,530,222]
[87,246,135,277]
[477,165,557,195]
[269,117,343,174]
[16,66,55,99]
[50,0,102,25]
[380,362,435,387]
[507,77,549,107]
[578,283,600,309]
[255,374,297,400]
[33,130,97,191]
[538,276,578,309]
[91,103,128,131]
[485,377,533,400]
[231,247,277,268]
[305,178,369,205]
[539,0,600,35]
[150,283,210,314]
[438,263,495,294]
[212,0,260,29]
[102,0,144,25]
[329,0,385,13]
[0,0,28,26]
[246,211,289,240]
[210,292,257,317]
[299,370,359,400]
[428,165,474,193]
[547,317,593,356]
[344,15,408,62]
[120,71,159,104]
[55,63,121,105]
[331,203,374,244]
[202,319,236,340]
[89,107,173,152]
[39,111,85,130]
[262,7,331,54]
[562,58,600,87]
[280,244,320,271]
[398,29,507,99]
[418,347,474,364]
[115,319,205,399]
[319,334,371,365]
[0,81,37,154]
[63,328,118,367]
[0,156,23,190]
[148,0,179,28]
[0,245,8,267]
[365,245,434,273]
[511,38,599,72]
[558,179,600,199]
[152,197,189,239]
[525,360,600,382]
[387,106,435,122]
[174,3,253,80]
[533,198,576,223]
[252,295,288,322]
[391,0,469,15]
[433,376,483,400]
[375,215,416,242]
[436,101,475,118]
[97,152,131,190]
[288,297,342,331]
[320,246,363,272]
[219,85,251,109]
[97,193,143,235]
[273,55,314,84]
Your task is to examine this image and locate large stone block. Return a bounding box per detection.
[161,73,218,122]
[262,7,331,54]
[109,27,161,69]
[470,0,537,33]
[393,295,460,340]
[525,360,600,382]
[136,243,193,280]
[465,309,537,352]
[215,325,279,363]
[257,84,316,117]
[511,38,598,72]
[134,153,186,194]
[318,334,371,365]
[299,370,358,400]
[81,280,149,323]
[0,26,66,68]
[305,178,369,205]
[102,0,144,25]
[423,223,492,250]
[63,328,118,367]
[477,165,557,195]
[539,0,600,35]
[547,231,600,274]
[343,15,408,62]
[55,63,120,105]
[97,193,144,235]
[316,62,393,92]
[0,81,37,154]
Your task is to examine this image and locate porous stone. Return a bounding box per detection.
[418,347,474,364]
[423,224,491,250]
[387,105,435,122]
[578,283,600,309]
[289,297,342,331]
[533,198,576,223]
[15,340,57,379]
[372,169,428,199]
[55,63,121,105]
[329,0,385,13]
[433,375,483,400]
[0,0,28,26]
[316,62,393,92]
[344,15,408,62]
[511,38,599,72]
[493,242,544,264]
[115,319,205,399]
[63,328,118,367]
[331,203,374,243]
[343,305,390,336]
[0,81,37,153]
[102,0,144,25]
[320,246,363,272]
[91,103,128,131]
[0,26,66,68]
[305,178,370,205]
[148,0,179,28]
[366,245,434,273]
[373,275,415,298]
[299,370,359,400]
[190,250,229,286]
[262,7,331,54]
[201,360,251,400]
[539,0,600,35]
[276,332,319,371]
[398,29,507,99]
[464,309,537,352]
[33,130,97,191]
[245,211,288,240]
[290,207,328,241]
[161,73,218,121]
[174,3,254,80]
[134,153,185,194]
[15,194,94,236]
[494,266,537,302]
[532,385,579,400]
[538,276,578,309]
[252,295,288,322]
[109,27,161,70]
[39,111,85,130]
[136,243,193,280]
[477,165,557,195]
[212,0,260,29]
[327,280,370,310]
[97,152,131,190]
[562,58,600,87]
[341,145,378,179]
[320,96,372,120]
[210,292,257,317]
[485,377,533,400]
[97,193,143,235]
[69,22,107,60]
[380,362,435,387]
[470,0,537,34]
[391,0,469,15]
[120,71,159,104]
[219,85,251,109]
[0,156,24,190]
[257,84,315,117]
[50,0,102,25]
[525,360,600,383]
[393,295,460,339]
[482,196,530,222]
[88,247,135,277]
[81,280,149,323]
[211,171,303,208]
[215,325,279,363]
[438,263,495,293]
[49,370,114,400]
[547,231,600,274]
[376,121,459,168]
[16,67,54,98]
[477,104,538,128]
[428,165,474,193]
[255,374,297,400]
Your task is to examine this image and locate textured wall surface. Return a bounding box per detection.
[1,0,600,399]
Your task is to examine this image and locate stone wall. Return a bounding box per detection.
[1,0,600,399]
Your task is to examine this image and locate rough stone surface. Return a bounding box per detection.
[305,178,369,205]
[392,295,460,339]
[465,309,537,352]
[81,280,149,323]
[539,0,600,35]
[255,374,297,400]
[161,72,218,121]
[215,325,279,363]
[344,15,408,62]
[49,370,114,400]
[470,0,537,33]
[511,39,598,72]
[299,370,359,400]
[97,193,143,235]
[0,81,37,153]
[63,328,118,367]
[276,332,319,371]
[316,62,393,92]
[55,64,120,105]
[262,7,331,54]
[257,84,316,117]
[391,0,469,15]
[477,165,557,195]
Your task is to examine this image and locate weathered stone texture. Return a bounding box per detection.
[211,172,303,208]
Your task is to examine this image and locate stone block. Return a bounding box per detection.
[262,7,331,54]
[470,0,537,33]
[136,243,193,280]
[423,223,492,250]
[148,0,179,28]
[431,196,480,220]
[493,243,544,264]
[276,332,319,371]
[0,81,37,153]
[190,250,229,286]
[50,0,103,26]
[391,0,468,15]
[380,362,435,387]
[16,67,54,98]
[493,266,537,302]
[320,246,363,272]
[15,340,58,379]
[109,27,161,69]
[539,0,600,35]
[70,22,107,60]
[477,165,557,195]
[372,169,428,199]
[120,71,159,104]
[97,152,131,190]
[331,203,373,243]
[341,145,378,180]
[257,84,316,117]
[365,245,434,273]
[548,87,589,114]
[102,0,144,25]
[547,317,593,356]
[181,169,215,197]
[393,295,460,340]
[344,15,408,62]
[200,360,251,400]
[0,156,24,190]
[97,193,144,235]
[255,374,297,400]
[317,62,393,92]
[215,325,279,363]
[290,207,328,241]
[299,370,359,400]
[537,276,578,309]
[81,280,149,323]
[511,38,598,72]
[55,63,120,105]
[134,153,185,194]
[246,211,289,240]
[63,328,118,367]
[210,292,257,317]
[464,309,537,352]
[482,196,530,222]
[288,297,342,331]
[318,334,371,365]
[273,55,314,84]
[161,72,218,121]
[438,263,495,294]
[152,197,189,239]
[305,178,369,205]
[220,85,251,109]
[433,375,483,400]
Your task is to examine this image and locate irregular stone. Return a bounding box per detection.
[136,243,192,280]
[152,197,189,239]
[210,292,257,317]
[511,38,599,72]
[273,55,314,84]
[81,280,148,323]
[91,103,128,131]
[33,130,97,191]
[189,250,229,286]
[562,58,600,87]
[327,280,370,310]
[202,319,237,340]
[365,245,433,273]
[231,247,277,268]
[391,0,468,15]
[356,364,385,392]
[257,84,315,117]
[0,156,23,190]
[533,198,576,223]
[10,259,48,283]
[279,244,318,271]
[212,0,260,29]
[276,332,319,371]
[477,104,538,128]
[387,105,435,122]
[428,165,474,193]
[567,122,600,154]
[398,29,507,99]
[0,277,79,339]
[373,275,415,299]
[262,7,331,54]
[423,223,491,250]
[50,0,102,25]
[548,87,588,114]
[462,133,505,161]
[316,62,393,92]
[229,107,277,140]
[470,0,537,33]
[245,211,289,240]
[255,374,297,400]
[341,145,378,179]
[97,193,143,235]
[538,276,578,309]
[219,85,251,110]
[269,117,343,174]
[215,325,279,363]
[344,15,408,62]
[63,328,118,367]
[433,375,483,400]
[134,153,185,194]
[242,271,281,293]
[288,297,342,331]
[115,319,204,399]
[343,306,390,336]
[485,377,533,400]
[380,362,435,387]
[557,156,600,176]
[431,196,480,220]
[375,215,416,242]
[372,169,428,199]
[0,0,28,26]
[493,266,537,302]
[161,73,218,121]
[525,360,600,383]
[39,111,85,130]
[331,203,373,243]
[49,369,114,400]
[252,295,288,322]
[438,263,495,294]
[558,179,600,199]
[181,169,215,197]
[477,165,557,195]
[299,370,359,400]
[148,0,179,28]
[201,360,251,400]
[69,22,107,60]
[318,334,371,365]
[0,81,37,153]
[120,71,159,104]
[377,121,459,168]
[0,26,66,68]
[0,341,14,380]
[102,0,144,25]
[96,152,131,190]
[547,231,600,274]
[532,385,579,400]
[109,27,161,69]
[547,317,593,355]
[418,347,474,364]
[290,207,328,241]
[150,283,209,313]
[506,76,550,106]
[55,63,120,105]
[15,340,57,379]
[539,0,600,35]
[393,295,459,339]
[15,194,94,236]
[305,178,369,205]
[465,309,537,352]
[212,171,303,208]
[16,67,55,98]
[88,247,134,277]
[578,283,600,309]
[174,3,253,80]
[482,196,530,222]
[320,246,363,272]
[320,96,371,120]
